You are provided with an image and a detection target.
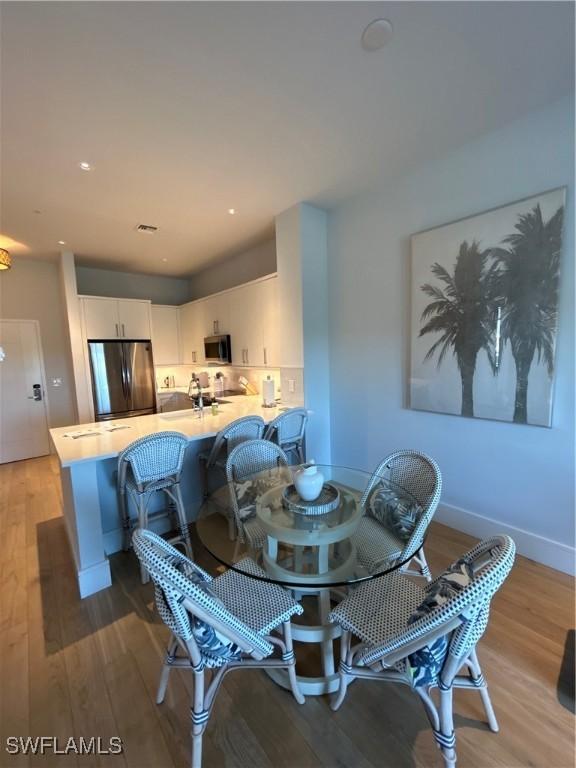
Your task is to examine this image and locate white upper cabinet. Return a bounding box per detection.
[229,282,265,367]
[203,293,230,337]
[179,301,205,364]
[118,300,152,338]
[82,297,151,340]
[82,297,120,339]
[260,278,280,368]
[151,306,181,365]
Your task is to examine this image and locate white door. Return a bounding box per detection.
[0,320,50,463]
[82,297,121,339]
[118,300,151,339]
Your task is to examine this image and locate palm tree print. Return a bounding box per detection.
[490,204,563,423]
[419,241,498,417]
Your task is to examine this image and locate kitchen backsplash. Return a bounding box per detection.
[155,364,281,397]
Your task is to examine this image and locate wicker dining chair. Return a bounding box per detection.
[352,450,442,581]
[132,528,304,768]
[199,415,265,537]
[329,535,515,768]
[263,407,308,465]
[117,431,193,583]
[226,439,291,555]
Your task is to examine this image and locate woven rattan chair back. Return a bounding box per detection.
[360,534,515,668]
[118,431,188,488]
[205,415,265,467]
[225,439,290,536]
[132,528,272,662]
[263,408,308,463]
[226,438,290,484]
[361,449,442,564]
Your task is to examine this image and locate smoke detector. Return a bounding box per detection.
[136,223,158,233]
[361,19,393,51]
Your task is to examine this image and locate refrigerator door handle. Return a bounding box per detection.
[124,344,133,408]
[120,344,128,400]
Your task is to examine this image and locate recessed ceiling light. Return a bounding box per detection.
[78,161,93,171]
[161,257,168,262]
[361,19,393,51]
[57,240,66,246]
[228,208,236,215]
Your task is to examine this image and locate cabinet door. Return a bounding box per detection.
[118,300,151,339]
[151,306,180,365]
[260,278,280,368]
[82,298,121,339]
[180,301,205,364]
[229,282,264,367]
[203,293,230,337]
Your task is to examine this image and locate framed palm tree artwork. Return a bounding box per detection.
[410,187,565,427]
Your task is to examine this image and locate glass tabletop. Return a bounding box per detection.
[194,464,425,588]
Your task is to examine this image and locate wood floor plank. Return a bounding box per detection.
[24,462,78,768]
[0,462,30,767]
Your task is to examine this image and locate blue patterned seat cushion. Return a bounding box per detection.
[367,486,422,541]
[170,556,242,665]
[234,476,286,521]
[406,557,474,687]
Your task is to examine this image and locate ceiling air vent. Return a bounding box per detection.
[136,223,158,233]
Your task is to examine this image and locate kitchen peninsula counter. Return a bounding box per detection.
[50,398,282,598]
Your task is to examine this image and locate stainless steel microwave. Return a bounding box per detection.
[204,334,232,364]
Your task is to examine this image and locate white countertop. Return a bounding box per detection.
[50,396,282,468]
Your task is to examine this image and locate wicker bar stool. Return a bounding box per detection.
[263,407,308,465]
[118,431,193,583]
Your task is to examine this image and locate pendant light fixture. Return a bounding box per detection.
[0,248,11,270]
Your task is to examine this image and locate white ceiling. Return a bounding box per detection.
[0,1,573,277]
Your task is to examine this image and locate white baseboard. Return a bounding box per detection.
[436,502,575,576]
[77,559,112,598]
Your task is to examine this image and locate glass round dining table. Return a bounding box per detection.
[194,464,424,695]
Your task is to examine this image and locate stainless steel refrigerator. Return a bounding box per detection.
[88,341,156,421]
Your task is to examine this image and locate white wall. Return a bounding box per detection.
[0,257,77,427]
[328,96,574,571]
[188,239,276,300]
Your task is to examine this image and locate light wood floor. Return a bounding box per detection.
[0,456,574,768]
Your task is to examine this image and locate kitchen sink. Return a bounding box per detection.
[159,398,232,418]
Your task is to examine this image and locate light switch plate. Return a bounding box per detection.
[288,379,295,393]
